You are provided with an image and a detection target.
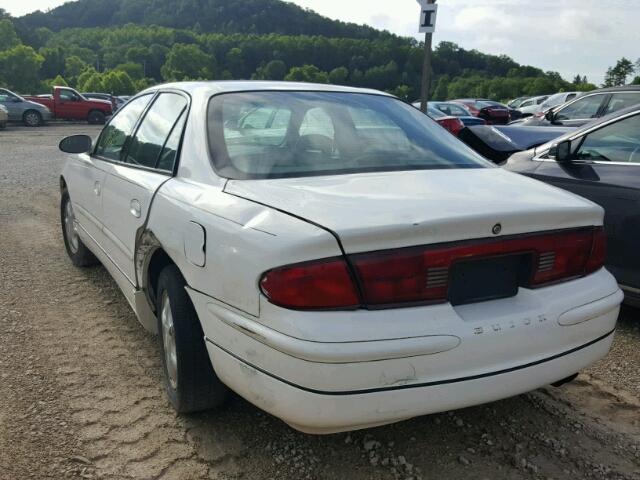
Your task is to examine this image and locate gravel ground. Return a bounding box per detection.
[0,123,639,480]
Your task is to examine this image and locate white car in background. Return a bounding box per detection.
[517,95,550,116]
[539,91,583,113]
[58,81,622,434]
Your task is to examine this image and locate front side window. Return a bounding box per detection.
[602,92,640,116]
[0,89,19,102]
[59,88,82,102]
[125,93,188,169]
[208,91,490,179]
[575,114,640,164]
[95,94,153,161]
[555,95,604,121]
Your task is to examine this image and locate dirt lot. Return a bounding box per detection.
[1,123,639,480]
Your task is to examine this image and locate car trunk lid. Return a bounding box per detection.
[224,168,602,255]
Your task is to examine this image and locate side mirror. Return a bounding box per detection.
[59,135,92,154]
[545,109,555,122]
[550,140,572,163]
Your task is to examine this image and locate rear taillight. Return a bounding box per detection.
[260,227,606,310]
[260,257,359,309]
[437,117,465,136]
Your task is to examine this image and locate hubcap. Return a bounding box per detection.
[64,200,79,253]
[26,113,39,126]
[161,292,178,390]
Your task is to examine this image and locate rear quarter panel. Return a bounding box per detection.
[144,179,342,317]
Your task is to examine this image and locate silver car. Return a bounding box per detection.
[0,88,53,126]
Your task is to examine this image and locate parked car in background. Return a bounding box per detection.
[504,104,640,307]
[508,96,531,109]
[57,81,622,434]
[538,91,582,112]
[116,96,130,109]
[83,92,119,112]
[452,99,511,124]
[0,104,8,129]
[24,86,112,125]
[0,87,53,126]
[412,102,465,135]
[517,95,550,117]
[429,101,487,127]
[519,86,640,128]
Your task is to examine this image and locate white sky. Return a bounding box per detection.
[4,0,640,83]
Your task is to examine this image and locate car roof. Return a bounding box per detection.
[140,80,389,97]
[587,85,640,94]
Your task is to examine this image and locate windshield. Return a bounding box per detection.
[208,92,490,179]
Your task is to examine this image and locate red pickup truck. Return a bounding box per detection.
[25,86,113,125]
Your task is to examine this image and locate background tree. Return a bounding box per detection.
[329,66,348,85]
[161,43,215,81]
[47,74,68,87]
[0,18,20,50]
[284,64,329,83]
[603,58,635,87]
[0,45,44,92]
[253,60,287,80]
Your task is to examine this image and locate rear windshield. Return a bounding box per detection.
[207,91,490,179]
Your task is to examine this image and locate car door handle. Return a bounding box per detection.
[93,181,101,196]
[130,199,141,218]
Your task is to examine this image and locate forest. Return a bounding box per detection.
[0,0,612,101]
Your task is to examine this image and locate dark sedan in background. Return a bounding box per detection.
[452,99,512,124]
[429,101,487,127]
[504,105,640,307]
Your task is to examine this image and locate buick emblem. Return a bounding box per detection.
[492,223,502,235]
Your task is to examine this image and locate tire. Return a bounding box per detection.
[88,110,106,125]
[23,110,42,127]
[60,191,98,267]
[156,264,229,413]
[0,121,6,130]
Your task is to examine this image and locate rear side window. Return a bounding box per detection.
[124,93,188,169]
[603,93,640,116]
[555,95,604,121]
[95,94,152,161]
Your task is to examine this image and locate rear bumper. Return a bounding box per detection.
[206,329,614,433]
[188,269,622,433]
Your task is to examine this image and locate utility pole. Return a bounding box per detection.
[417,0,437,113]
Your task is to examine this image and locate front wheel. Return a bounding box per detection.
[156,264,229,413]
[88,110,106,125]
[23,110,42,127]
[61,191,98,267]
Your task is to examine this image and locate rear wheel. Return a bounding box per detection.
[88,110,106,125]
[156,264,229,413]
[61,191,98,267]
[23,110,42,127]
[0,121,6,130]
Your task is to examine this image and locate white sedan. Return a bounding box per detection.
[58,81,623,434]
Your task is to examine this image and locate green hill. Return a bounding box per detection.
[15,0,387,39]
[0,0,595,99]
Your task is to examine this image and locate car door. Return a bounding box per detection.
[551,93,608,127]
[86,94,155,250]
[99,91,189,285]
[530,112,640,292]
[58,88,87,120]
